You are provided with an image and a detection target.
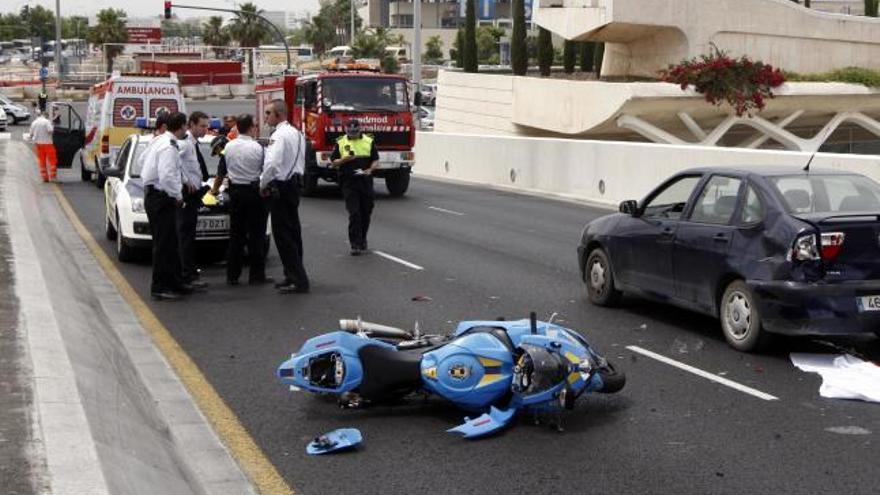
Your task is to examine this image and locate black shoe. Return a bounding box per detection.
[277,282,309,294]
[151,290,181,301]
[350,247,363,256]
[187,280,208,290]
[274,279,293,289]
[249,276,275,286]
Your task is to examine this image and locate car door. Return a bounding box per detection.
[51,103,85,169]
[674,174,744,311]
[613,174,703,297]
[105,138,132,216]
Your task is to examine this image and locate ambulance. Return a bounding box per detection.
[79,72,186,188]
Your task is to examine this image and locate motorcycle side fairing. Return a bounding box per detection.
[420,332,514,411]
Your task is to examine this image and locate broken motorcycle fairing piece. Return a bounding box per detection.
[277,314,626,439]
[306,428,363,455]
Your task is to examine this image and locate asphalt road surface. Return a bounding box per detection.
[42,148,880,495]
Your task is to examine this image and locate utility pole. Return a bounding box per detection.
[413,0,421,111]
[350,0,355,45]
[55,0,62,82]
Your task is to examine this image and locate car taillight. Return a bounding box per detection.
[790,233,819,261]
[101,135,110,154]
[820,232,846,260]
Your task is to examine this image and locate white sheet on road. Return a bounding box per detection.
[791,353,880,403]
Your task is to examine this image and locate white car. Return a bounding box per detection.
[0,94,31,124]
[0,106,7,132]
[102,133,270,261]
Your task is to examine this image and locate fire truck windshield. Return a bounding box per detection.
[321,78,410,113]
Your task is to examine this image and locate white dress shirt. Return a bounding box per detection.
[223,134,264,184]
[29,116,53,144]
[260,121,305,189]
[141,132,183,200]
[178,131,204,188]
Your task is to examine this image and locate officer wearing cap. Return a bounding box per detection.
[141,112,192,301]
[222,114,271,285]
[261,99,310,294]
[331,119,379,255]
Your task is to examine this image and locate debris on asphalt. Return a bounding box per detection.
[306,428,363,455]
[824,426,871,435]
[791,354,880,404]
[411,295,433,302]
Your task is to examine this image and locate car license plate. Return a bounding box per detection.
[856,295,880,312]
[196,216,228,232]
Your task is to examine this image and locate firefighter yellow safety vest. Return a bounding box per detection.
[336,134,374,157]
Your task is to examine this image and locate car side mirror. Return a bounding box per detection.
[102,166,123,179]
[619,200,639,216]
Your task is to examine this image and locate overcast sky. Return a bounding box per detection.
[2,0,321,19]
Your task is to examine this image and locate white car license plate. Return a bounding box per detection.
[196,216,228,232]
[856,295,880,312]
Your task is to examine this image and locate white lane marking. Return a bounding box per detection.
[427,206,465,216]
[626,345,779,401]
[0,133,11,140]
[373,250,425,271]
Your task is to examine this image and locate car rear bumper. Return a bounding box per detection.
[750,279,880,336]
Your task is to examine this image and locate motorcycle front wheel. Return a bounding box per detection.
[597,360,626,394]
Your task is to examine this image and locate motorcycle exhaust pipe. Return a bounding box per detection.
[339,319,413,339]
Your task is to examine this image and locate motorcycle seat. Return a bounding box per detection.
[357,345,424,400]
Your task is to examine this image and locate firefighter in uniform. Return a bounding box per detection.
[331,119,379,255]
[222,114,271,285]
[176,111,211,288]
[261,99,310,294]
[141,112,192,300]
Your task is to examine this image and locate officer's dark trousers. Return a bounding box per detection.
[145,188,182,293]
[341,175,374,250]
[227,184,269,282]
[176,195,200,282]
[269,179,310,288]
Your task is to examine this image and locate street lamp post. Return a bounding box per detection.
[55,0,62,82]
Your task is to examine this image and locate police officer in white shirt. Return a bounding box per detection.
[222,114,272,285]
[261,99,310,294]
[142,112,191,300]
[176,111,211,288]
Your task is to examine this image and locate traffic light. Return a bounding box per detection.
[164,1,172,20]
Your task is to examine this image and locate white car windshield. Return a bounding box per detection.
[129,140,222,179]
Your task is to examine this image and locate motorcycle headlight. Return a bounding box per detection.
[131,197,145,213]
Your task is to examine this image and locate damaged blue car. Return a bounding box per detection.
[579,166,880,352]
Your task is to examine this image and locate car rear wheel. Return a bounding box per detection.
[385,170,410,197]
[720,280,771,352]
[116,212,136,262]
[79,153,91,182]
[585,248,622,306]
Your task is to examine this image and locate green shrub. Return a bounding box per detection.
[786,67,880,87]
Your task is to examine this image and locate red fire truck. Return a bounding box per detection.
[256,69,415,197]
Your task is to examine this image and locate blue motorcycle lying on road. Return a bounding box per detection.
[277,314,625,438]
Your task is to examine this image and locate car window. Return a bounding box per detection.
[128,142,149,178]
[643,175,702,220]
[772,174,880,213]
[115,140,132,170]
[740,185,765,224]
[690,175,742,225]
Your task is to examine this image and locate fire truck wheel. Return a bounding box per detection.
[385,170,410,197]
[301,173,319,197]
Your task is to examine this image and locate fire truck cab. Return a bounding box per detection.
[256,70,415,197]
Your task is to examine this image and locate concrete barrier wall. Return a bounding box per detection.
[414,132,880,207]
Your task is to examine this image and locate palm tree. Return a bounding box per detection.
[88,9,128,75]
[227,2,271,78]
[202,16,230,58]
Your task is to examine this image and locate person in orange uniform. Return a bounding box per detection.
[28,111,56,182]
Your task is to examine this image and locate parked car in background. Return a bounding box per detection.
[420,83,437,106]
[417,106,434,130]
[0,94,31,124]
[0,106,7,132]
[579,166,880,352]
